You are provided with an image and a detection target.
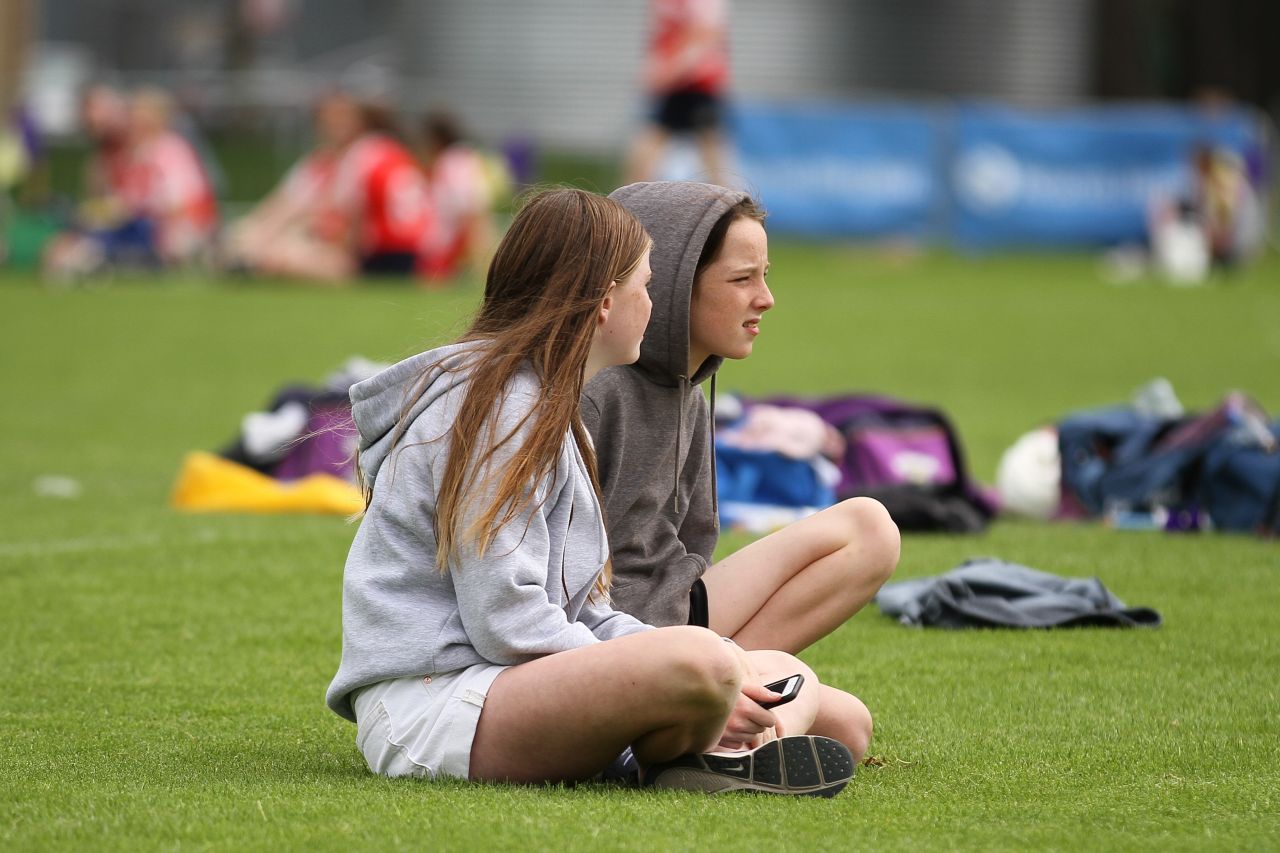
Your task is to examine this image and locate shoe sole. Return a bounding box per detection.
[646,735,854,798]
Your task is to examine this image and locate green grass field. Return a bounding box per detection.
[2,247,1279,851]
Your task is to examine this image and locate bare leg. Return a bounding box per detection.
[468,626,741,783]
[256,236,355,284]
[702,497,900,653]
[743,649,819,739]
[625,125,671,185]
[744,650,871,758]
[812,685,873,761]
[695,127,727,187]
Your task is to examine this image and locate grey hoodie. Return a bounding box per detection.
[582,181,749,627]
[327,342,650,722]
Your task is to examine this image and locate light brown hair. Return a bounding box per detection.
[385,188,649,596]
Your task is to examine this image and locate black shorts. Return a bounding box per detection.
[359,251,418,277]
[653,87,723,134]
[687,578,710,628]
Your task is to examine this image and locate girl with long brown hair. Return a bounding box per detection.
[325,188,856,795]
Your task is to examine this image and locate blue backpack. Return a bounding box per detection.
[1058,393,1279,536]
[1200,425,1280,534]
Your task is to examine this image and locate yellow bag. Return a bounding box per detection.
[170,451,363,516]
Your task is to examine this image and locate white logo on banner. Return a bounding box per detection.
[955,144,1188,214]
[954,145,1023,212]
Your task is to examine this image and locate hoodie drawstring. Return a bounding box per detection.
[708,373,718,513]
[675,376,686,513]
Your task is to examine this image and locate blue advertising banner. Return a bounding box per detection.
[730,101,941,238]
[728,99,1266,247]
[950,103,1263,248]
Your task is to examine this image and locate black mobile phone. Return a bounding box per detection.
[758,673,804,710]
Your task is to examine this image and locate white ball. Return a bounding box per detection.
[996,427,1062,520]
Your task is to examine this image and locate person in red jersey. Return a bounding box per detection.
[625,0,731,187]
[330,117,435,278]
[226,91,434,283]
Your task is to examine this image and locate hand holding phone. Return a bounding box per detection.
[758,673,804,710]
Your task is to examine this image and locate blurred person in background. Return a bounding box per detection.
[625,0,731,187]
[1147,142,1265,283]
[125,87,219,263]
[222,90,354,279]
[43,86,218,278]
[1189,144,1263,268]
[227,90,433,283]
[327,94,435,280]
[416,111,503,283]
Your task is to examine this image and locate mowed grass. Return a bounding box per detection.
[2,248,1279,851]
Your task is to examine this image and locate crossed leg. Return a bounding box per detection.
[702,498,896,760]
[745,648,873,761]
[471,499,897,784]
[703,497,900,653]
[469,626,741,783]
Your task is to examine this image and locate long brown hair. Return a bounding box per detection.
[386,188,649,595]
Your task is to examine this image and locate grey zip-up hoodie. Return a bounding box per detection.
[327,342,651,722]
[582,181,750,627]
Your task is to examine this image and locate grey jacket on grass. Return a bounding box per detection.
[583,181,750,627]
[875,558,1162,629]
[326,343,651,722]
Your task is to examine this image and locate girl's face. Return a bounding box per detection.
[688,218,773,373]
[595,248,653,367]
[314,94,365,149]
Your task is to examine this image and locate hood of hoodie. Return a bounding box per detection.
[348,341,483,489]
[608,181,750,388]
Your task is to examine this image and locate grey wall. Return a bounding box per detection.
[841,0,1094,105]
[393,0,1094,152]
[36,0,1097,150]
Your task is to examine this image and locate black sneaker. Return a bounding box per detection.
[642,735,854,797]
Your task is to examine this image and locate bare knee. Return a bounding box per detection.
[838,497,900,584]
[844,694,874,761]
[648,626,741,714]
[818,689,874,762]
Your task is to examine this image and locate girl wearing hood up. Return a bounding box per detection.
[326,188,857,796]
[583,181,902,762]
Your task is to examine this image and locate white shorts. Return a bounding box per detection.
[351,664,508,779]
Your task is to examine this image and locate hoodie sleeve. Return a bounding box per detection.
[577,595,654,641]
[447,389,602,664]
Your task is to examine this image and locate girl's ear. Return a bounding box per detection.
[597,283,617,327]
